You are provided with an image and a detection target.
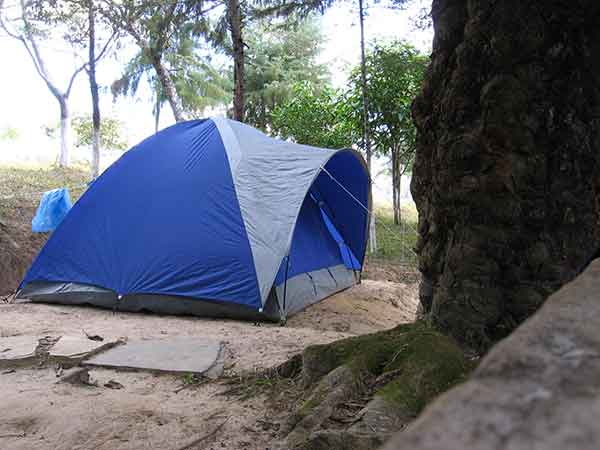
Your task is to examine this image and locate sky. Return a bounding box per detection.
[0,0,432,186]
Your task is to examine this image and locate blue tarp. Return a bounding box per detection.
[31,188,72,233]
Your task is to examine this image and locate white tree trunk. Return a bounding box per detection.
[58,99,71,167]
[91,129,100,177]
[369,212,377,253]
[88,0,101,179]
[358,0,377,254]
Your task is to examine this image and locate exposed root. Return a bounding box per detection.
[276,321,475,450]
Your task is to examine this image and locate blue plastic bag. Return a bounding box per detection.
[32,188,72,233]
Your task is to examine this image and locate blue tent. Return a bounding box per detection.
[17,118,370,321]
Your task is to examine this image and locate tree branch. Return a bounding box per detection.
[65,61,87,97]
[94,29,116,64]
[0,0,67,100]
[154,1,178,53]
[0,1,22,40]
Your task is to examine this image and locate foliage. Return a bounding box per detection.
[254,0,414,18]
[111,42,231,120]
[347,40,428,170]
[98,0,210,53]
[270,40,427,157]
[244,18,329,130]
[271,82,358,148]
[72,115,128,151]
[22,0,88,46]
[100,0,220,121]
[0,127,20,142]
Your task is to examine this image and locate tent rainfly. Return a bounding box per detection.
[17,118,370,321]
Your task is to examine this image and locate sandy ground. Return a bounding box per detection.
[0,278,417,450]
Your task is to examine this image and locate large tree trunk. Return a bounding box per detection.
[58,98,71,167]
[151,54,185,122]
[88,0,101,179]
[411,0,600,351]
[227,0,245,122]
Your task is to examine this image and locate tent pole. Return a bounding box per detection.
[344,244,360,284]
[281,254,290,325]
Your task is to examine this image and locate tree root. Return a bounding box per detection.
[276,321,475,450]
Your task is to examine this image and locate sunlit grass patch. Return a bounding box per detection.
[0,164,89,218]
[372,203,418,269]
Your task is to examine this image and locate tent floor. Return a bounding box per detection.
[16,282,281,322]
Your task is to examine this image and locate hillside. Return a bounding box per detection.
[0,166,89,296]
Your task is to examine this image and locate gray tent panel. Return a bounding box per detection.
[275,264,356,317]
[222,120,337,305]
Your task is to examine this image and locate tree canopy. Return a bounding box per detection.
[271,81,356,148]
[244,18,329,130]
[272,40,427,163]
[72,114,128,151]
[347,40,427,169]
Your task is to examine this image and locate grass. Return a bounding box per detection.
[371,203,419,269]
[0,162,420,270]
[0,164,90,219]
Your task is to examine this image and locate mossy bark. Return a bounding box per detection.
[279,322,474,450]
[412,0,600,351]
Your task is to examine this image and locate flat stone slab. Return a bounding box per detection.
[84,338,224,375]
[49,335,121,367]
[0,335,39,368]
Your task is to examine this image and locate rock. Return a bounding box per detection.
[294,429,385,450]
[57,367,94,386]
[382,259,600,450]
[48,334,122,368]
[84,338,224,375]
[0,335,40,369]
[205,344,225,379]
[348,397,408,436]
[104,379,124,389]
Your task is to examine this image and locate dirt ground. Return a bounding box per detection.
[0,275,418,450]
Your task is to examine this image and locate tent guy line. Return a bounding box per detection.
[320,164,416,256]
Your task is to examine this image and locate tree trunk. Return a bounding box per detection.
[358,0,377,253]
[58,98,71,167]
[392,153,399,225]
[151,54,185,122]
[411,0,600,351]
[88,0,101,179]
[1,0,83,168]
[227,0,245,122]
[392,146,401,225]
[396,167,402,225]
[154,89,161,133]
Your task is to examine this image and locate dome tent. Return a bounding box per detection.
[17,118,370,321]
